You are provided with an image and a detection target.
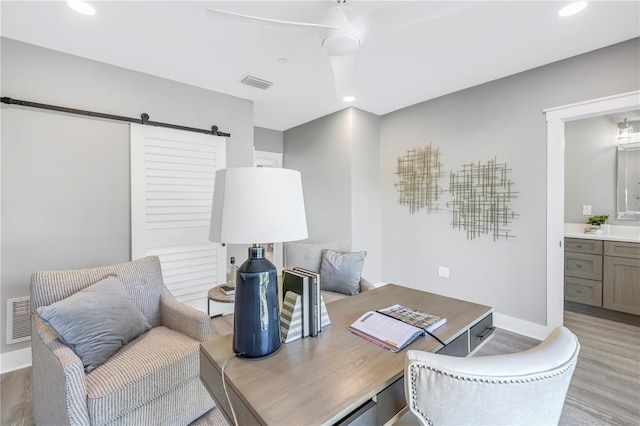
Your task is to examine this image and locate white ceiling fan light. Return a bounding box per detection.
[322,31,360,56]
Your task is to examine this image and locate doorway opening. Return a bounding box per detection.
[544,90,640,334]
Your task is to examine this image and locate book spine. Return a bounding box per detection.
[302,276,309,337]
[309,276,318,337]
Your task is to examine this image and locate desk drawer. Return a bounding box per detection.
[437,331,468,357]
[469,313,494,353]
[377,377,405,426]
[565,238,603,255]
[339,400,377,426]
[564,252,603,281]
[564,276,602,307]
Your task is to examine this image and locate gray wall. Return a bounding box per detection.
[380,38,640,325]
[565,115,640,225]
[254,127,283,153]
[0,38,254,355]
[284,109,352,244]
[350,109,381,282]
[283,108,382,282]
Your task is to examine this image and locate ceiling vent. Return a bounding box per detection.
[240,74,273,90]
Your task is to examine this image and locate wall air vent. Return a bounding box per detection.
[240,74,273,90]
[7,296,31,344]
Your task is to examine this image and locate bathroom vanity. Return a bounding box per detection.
[564,224,640,316]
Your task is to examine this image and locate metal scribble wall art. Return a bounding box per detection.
[394,144,445,214]
[394,146,518,241]
[447,157,518,240]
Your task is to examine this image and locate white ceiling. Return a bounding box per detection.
[2,1,639,131]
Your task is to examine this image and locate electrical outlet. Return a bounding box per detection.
[438,266,450,278]
[582,205,592,215]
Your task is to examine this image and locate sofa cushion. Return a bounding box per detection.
[85,326,202,425]
[320,249,367,295]
[36,275,151,372]
[284,240,351,272]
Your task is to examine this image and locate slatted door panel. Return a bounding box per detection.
[145,244,220,311]
[130,124,226,313]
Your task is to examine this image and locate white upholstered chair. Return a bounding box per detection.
[400,326,580,426]
[30,256,215,425]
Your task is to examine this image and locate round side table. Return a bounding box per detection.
[208,284,235,317]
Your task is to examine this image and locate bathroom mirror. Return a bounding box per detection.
[617,142,640,220]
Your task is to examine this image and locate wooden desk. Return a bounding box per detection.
[200,284,493,426]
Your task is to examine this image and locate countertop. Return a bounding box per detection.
[565,223,640,243]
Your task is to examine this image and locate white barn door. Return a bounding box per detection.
[130,124,226,313]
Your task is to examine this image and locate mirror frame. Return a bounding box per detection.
[617,141,640,220]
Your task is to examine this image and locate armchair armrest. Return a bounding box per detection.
[32,315,90,426]
[160,292,212,342]
[360,277,375,292]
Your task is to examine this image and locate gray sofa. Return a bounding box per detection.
[30,256,214,425]
[284,240,373,303]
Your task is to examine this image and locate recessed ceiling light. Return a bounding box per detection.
[343,96,355,103]
[558,2,587,17]
[67,0,96,16]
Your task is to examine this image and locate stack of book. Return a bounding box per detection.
[220,284,235,295]
[280,268,329,340]
[349,304,446,352]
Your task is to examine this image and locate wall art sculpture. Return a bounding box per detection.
[394,144,445,214]
[447,158,518,240]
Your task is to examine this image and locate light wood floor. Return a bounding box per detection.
[1,311,638,426]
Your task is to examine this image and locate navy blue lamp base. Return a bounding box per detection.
[233,246,281,358]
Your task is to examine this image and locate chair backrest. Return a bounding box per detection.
[284,240,351,272]
[405,326,580,426]
[30,256,167,327]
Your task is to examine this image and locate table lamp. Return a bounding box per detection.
[209,167,308,358]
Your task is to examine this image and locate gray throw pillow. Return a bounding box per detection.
[36,274,151,372]
[319,249,367,295]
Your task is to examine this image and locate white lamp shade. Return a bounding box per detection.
[209,167,308,244]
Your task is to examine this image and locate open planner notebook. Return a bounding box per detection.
[349,304,446,352]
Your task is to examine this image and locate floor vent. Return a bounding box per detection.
[7,296,31,344]
[240,74,273,90]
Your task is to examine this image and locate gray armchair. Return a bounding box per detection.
[401,326,580,426]
[284,240,373,303]
[30,256,215,425]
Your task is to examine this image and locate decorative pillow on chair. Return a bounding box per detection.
[320,249,367,295]
[36,274,151,372]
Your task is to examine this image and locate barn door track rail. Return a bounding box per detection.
[1,96,231,137]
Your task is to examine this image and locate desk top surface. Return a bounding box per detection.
[200,284,492,426]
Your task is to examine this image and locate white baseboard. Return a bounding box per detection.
[1,347,32,374]
[493,312,552,341]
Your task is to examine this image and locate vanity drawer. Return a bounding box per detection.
[565,276,602,307]
[564,252,603,281]
[604,241,640,259]
[565,238,603,255]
